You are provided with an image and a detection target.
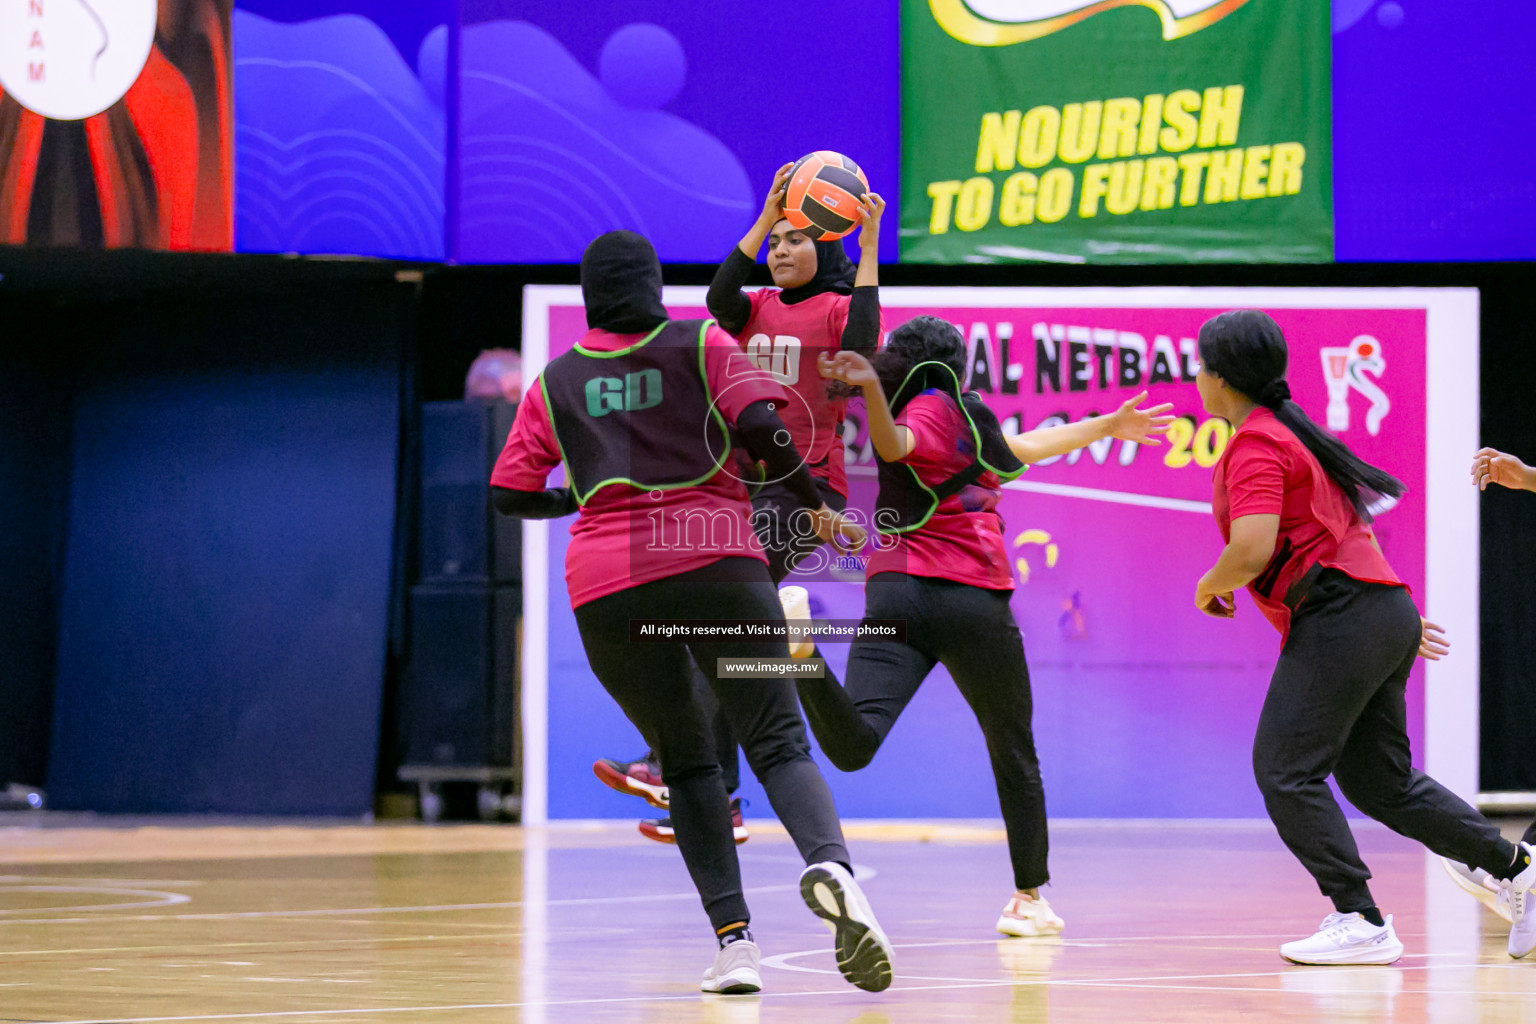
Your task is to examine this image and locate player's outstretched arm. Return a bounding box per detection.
[1471,447,1536,492]
[1006,392,1174,465]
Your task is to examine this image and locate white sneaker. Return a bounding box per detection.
[996,892,1065,937]
[778,586,814,659]
[700,939,762,994]
[799,862,894,992]
[1279,912,1404,965]
[1503,842,1536,959]
[1441,857,1512,922]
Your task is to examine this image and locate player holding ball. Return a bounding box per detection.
[594,152,885,843]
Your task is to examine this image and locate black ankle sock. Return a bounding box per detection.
[1484,840,1529,881]
[1359,907,1386,927]
[717,921,753,948]
[1500,844,1533,881]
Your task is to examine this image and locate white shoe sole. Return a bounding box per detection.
[1281,939,1404,965]
[779,586,814,659]
[996,912,1064,938]
[701,968,762,994]
[1441,857,1512,922]
[638,823,750,845]
[1511,919,1536,960]
[799,863,894,992]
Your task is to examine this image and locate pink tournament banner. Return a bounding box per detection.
[528,288,1462,820]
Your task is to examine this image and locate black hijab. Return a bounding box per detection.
[580,230,670,334]
[778,236,857,305]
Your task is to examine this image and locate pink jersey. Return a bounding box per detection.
[865,392,1014,591]
[492,324,786,608]
[739,289,857,497]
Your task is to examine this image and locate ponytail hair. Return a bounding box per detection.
[1197,310,1403,520]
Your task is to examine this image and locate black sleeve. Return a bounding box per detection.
[735,400,824,512]
[705,248,757,335]
[492,485,578,520]
[839,285,880,353]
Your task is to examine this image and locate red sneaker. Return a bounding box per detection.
[591,755,668,810]
[640,798,749,845]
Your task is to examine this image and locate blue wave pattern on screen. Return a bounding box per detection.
[458,20,753,263]
[233,11,445,259]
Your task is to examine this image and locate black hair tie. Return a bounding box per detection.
[1258,379,1291,408]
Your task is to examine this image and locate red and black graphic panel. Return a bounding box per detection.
[0,0,233,250]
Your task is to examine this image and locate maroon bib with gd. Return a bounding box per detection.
[540,320,731,504]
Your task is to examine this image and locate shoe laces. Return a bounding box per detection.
[1316,912,1366,939]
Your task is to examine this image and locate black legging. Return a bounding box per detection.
[796,572,1050,891]
[663,479,847,795]
[573,557,850,931]
[1252,569,1517,912]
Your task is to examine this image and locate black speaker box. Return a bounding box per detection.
[403,584,520,769]
[419,400,520,583]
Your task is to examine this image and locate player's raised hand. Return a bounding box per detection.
[857,193,885,252]
[1106,391,1176,446]
[759,162,794,224]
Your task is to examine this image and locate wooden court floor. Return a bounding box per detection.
[2,817,1533,1023]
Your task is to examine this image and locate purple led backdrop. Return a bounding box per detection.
[455,0,900,264]
[232,0,451,260]
[224,1,1535,261]
[1331,0,1536,260]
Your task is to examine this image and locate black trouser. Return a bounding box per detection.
[574,557,850,931]
[797,572,1050,891]
[1252,569,1516,914]
[657,479,847,797]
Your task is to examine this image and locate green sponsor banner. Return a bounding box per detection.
[900,0,1332,264]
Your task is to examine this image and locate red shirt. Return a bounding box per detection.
[1212,407,1403,642]
[738,289,861,497]
[492,324,787,608]
[866,392,1015,591]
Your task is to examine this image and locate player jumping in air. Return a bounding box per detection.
[808,315,1174,939]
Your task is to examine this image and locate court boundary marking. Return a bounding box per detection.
[19,955,1534,1024]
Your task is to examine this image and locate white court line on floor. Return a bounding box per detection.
[762,943,1527,987]
[0,865,876,927]
[0,885,192,915]
[0,884,204,890]
[21,959,1535,1024]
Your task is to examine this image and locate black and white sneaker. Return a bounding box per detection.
[798,862,894,992]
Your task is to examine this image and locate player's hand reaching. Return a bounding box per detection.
[1471,447,1536,492]
[1417,618,1450,660]
[758,163,794,226]
[813,506,867,555]
[819,351,879,389]
[857,192,885,253]
[1104,391,1176,445]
